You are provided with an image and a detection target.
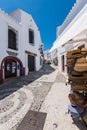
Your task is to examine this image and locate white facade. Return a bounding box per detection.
[50,0,87,74]
[0,9,43,83]
[44,50,51,61]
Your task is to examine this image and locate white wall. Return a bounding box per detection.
[0,11,21,62]
[58,0,87,35]
[10,9,43,74]
[0,9,43,77]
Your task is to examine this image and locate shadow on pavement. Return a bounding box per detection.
[0,64,55,100]
[72,118,87,130]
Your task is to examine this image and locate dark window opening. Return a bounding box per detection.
[8,29,17,50]
[29,29,34,45]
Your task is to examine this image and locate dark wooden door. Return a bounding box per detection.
[62,55,65,72]
[28,55,35,72]
[5,59,17,78]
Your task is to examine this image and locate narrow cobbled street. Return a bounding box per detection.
[0,64,87,130]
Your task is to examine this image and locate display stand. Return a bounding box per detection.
[66,48,87,127]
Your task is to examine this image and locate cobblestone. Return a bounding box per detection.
[1,64,84,130]
[55,70,66,83]
[0,64,56,130]
[27,82,52,111]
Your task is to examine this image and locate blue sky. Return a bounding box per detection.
[0,0,76,50]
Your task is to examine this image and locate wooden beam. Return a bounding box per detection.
[25,50,37,56]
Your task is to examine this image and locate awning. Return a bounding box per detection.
[63,37,87,46]
[50,5,87,51]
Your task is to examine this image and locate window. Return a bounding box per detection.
[8,28,17,50]
[29,29,34,45]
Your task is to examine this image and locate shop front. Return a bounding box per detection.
[0,56,24,83]
[4,59,17,78]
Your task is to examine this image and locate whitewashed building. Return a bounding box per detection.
[0,9,43,83]
[50,0,87,74]
[44,50,51,61]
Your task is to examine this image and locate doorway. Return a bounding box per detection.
[4,59,17,78]
[28,55,35,72]
[62,55,65,72]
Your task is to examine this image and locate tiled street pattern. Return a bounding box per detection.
[41,70,87,130]
[0,64,57,130]
[0,64,87,130]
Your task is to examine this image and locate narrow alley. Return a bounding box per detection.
[0,64,86,130]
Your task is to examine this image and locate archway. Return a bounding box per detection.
[0,56,24,83]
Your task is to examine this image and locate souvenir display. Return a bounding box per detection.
[66,48,87,124]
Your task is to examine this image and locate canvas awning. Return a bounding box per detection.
[50,5,87,52]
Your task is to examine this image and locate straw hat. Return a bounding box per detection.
[81,48,87,56]
[68,92,86,108]
[71,70,84,76]
[81,48,87,52]
[67,49,81,55]
[67,53,82,59]
[74,63,87,72]
[67,49,82,59]
[69,74,87,83]
[76,57,87,64]
[67,58,74,63]
[71,83,87,91]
